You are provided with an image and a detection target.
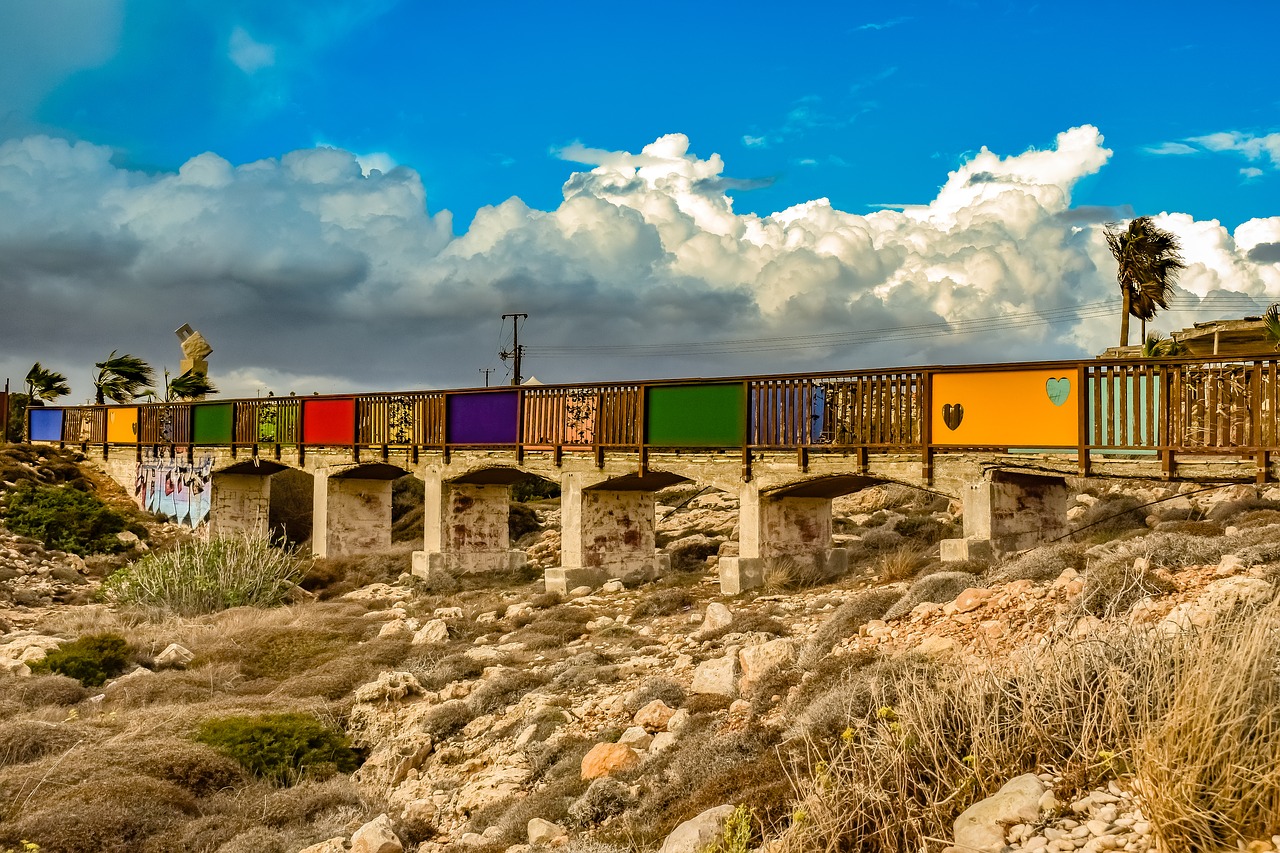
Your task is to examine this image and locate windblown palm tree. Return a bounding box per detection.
[1140,333,1182,358]
[92,351,155,405]
[1106,216,1187,347]
[24,363,71,402]
[162,368,217,401]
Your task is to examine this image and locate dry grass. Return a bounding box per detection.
[762,556,830,593]
[875,543,929,583]
[778,602,1280,853]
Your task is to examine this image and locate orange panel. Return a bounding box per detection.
[932,370,1077,446]
[106,407,139,444]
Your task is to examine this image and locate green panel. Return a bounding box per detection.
[646,383,745,447]
[192,403,234,444]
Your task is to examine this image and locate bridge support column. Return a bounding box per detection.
[720,484,846,594]
[413,474,526,575]
[208,473,271,540]
[944,471,1069,559]
[545,473,662,594]
[313,469,393,558]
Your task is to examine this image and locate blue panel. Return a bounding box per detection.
[29,408,64,441]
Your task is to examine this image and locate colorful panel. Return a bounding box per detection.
[932,370,1078,446]
[303,398,356,445]
[191,403,234,444]
[647,383,746,447]
[106,407,139,443]
[750,383,825,444]
[28,408,63,442]
[448,391,519,444]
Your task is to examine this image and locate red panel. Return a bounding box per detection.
[303,398,356,445]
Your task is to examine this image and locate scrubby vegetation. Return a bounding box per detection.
[30,633,130,686]
[103,535,309,614]
[2,483,135,556]
[195,713,359,785]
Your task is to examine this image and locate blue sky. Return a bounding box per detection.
[1,0,1277,397]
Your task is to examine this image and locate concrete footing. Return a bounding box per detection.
[960,472,1069,555]
[940,537,997,563]
[208,472,271,539]
[313,470,393,558]
[718,547,849,595]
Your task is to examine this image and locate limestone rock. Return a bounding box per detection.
[350,813,403,853]
[353,671,423,704]
[155,643,194,669]
[633,699,677,732]
[527,818,568,846]
[690,654,739,697]
[953,587,993,614]
[699,602,733,635]
[617,726,653,749]
[297,839,347,853]
[658,804,736,853]
[412,619,450,645]
[1160,575,1275,634]
[737,638,795,695]
[580,742,641,779]
[952,773,1046,852]
[378,618,415,640]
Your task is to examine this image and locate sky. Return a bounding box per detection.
[1,0,1277,401]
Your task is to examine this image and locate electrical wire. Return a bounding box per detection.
[524,293,1271,359]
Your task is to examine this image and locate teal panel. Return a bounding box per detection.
[646,383,745,447]
[1089,374,1160,451]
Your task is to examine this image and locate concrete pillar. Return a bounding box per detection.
[546,472,663,594]
[720,483,846,594]
[413,472,526,575]
[944,471,1069,558]
[313,469,393,558]
[208,473,271,539]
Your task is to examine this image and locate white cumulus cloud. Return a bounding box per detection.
[1,126,1277,401]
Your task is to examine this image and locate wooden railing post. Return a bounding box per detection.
[1077,363,1090,476]
[920,369,933,484]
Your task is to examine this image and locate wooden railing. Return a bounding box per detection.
[30,356,1280,481]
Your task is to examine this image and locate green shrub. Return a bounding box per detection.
[194,713,358,785]
[512,476,560,503]
[103,535,309,615]
[30,633,130,687]
[2,483,130,556]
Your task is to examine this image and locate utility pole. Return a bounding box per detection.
[500,313,528,386]
[479,368,495,387]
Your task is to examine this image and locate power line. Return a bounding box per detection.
[525,294,1271,359]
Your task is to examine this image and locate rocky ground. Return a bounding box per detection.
[3,452,1280,853]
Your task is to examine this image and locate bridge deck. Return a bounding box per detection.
[27,355,1280,485]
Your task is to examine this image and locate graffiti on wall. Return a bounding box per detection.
[135,450,214,528]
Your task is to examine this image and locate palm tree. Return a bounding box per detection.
[1141,332,1182,357]
[92,351,155,405]
[1105,216,1187,347]
[24,363,71,402]
[162,368,217,401]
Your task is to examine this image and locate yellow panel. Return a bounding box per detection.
[932,370,1077,446]
[106,407,139,444]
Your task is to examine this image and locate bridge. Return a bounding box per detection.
[25,355,1280,593]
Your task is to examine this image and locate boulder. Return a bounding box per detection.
[698,602,733,635]
[580,742,641,779]
[952,773,1045,852]
[690,654,739,697]
[952,587,993,614]
[737,638,795,695]
[658,804,737,853]
[154,642,195,669]
[350,813,403,853]
[412,619,450,645]
[352,671,423,704]
[617,726,653,750]
[527,818,568,846]
[633,699,677,732]
[297,838,346,853]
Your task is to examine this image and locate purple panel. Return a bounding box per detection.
[448,391,519,444]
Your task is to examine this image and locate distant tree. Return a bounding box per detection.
[92,351,155,405]
[1141,332,1183,358]
[1106,216,1187,347]
[24,362,70,402]
[162,368,218,402]
[1264,304,1280,351]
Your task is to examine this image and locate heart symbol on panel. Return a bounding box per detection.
[1046,377,1071,406]
[942,403,964,430]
